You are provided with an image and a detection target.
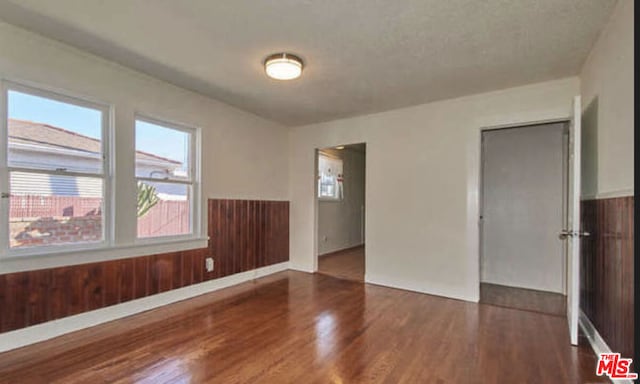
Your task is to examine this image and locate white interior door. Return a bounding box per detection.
[564,95,582,345]
[481,124,567,293]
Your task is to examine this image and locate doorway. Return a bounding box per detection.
[479,122,569,316]
[316,143,366,282]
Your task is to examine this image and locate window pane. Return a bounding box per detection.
[135,120,190,180]
[9,172,103,249]
[8,90,103,174]
[318,154,343,199]
[137,181,191,238]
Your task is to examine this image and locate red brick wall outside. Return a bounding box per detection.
[9,196,189,248]
[10,216,102,248]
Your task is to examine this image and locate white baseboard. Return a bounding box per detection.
[581,189,634,200]
[318,243,365,257]
[365,273,478,303]
[0,261,289,353]
[579,310,634,384]
[579,310,612,356]
[288,263,314,273]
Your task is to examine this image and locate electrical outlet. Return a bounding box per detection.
[323,235,328,242]
[205,257,214,272]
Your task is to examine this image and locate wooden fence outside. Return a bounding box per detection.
[9,195,189,239]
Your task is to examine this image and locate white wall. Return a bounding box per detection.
[580,0,634,199]
[481,124,566,293]
[317,147,365,255]
[289,77,579,302]
[0,21,289,273]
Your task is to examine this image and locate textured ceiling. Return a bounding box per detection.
[0,0,616,126]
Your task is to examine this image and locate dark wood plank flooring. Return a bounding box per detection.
[318,245,364,282]
[0,272,604,383]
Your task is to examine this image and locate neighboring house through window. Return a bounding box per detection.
[1,82,202,257]
[3,85,110,252]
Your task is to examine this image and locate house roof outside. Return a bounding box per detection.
[8,119,181,166]
[8,119,186,199]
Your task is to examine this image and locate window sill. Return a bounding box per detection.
[318,198,343,202]
[0,237,209,274]
[134,234,204,247]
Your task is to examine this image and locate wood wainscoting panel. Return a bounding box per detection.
[580,196,634,359]
[0,199,289,334]
[209,199,289,279]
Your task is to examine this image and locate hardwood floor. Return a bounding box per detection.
[0,271,605,383]
[318,245,364,282]
[480,282,567,317]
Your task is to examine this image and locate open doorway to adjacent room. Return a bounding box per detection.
[315,143,366,282]
[479,122,569,317]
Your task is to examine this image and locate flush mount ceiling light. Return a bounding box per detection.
[264,53,303,80]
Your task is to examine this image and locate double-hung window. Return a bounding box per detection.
[2,83,110,254]
[135,117,197,239]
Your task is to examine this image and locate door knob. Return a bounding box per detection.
[559,230,591,240]
[558,230,571,240]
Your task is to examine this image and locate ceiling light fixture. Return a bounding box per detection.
[335,146,345,150]
[264,53,303,80]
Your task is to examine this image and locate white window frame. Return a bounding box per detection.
[0,80,113,259]
[317,152,343,201]
[134,114,201,244]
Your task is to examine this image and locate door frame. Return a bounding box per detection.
[476,118,570,297]
[312,142,367,274]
